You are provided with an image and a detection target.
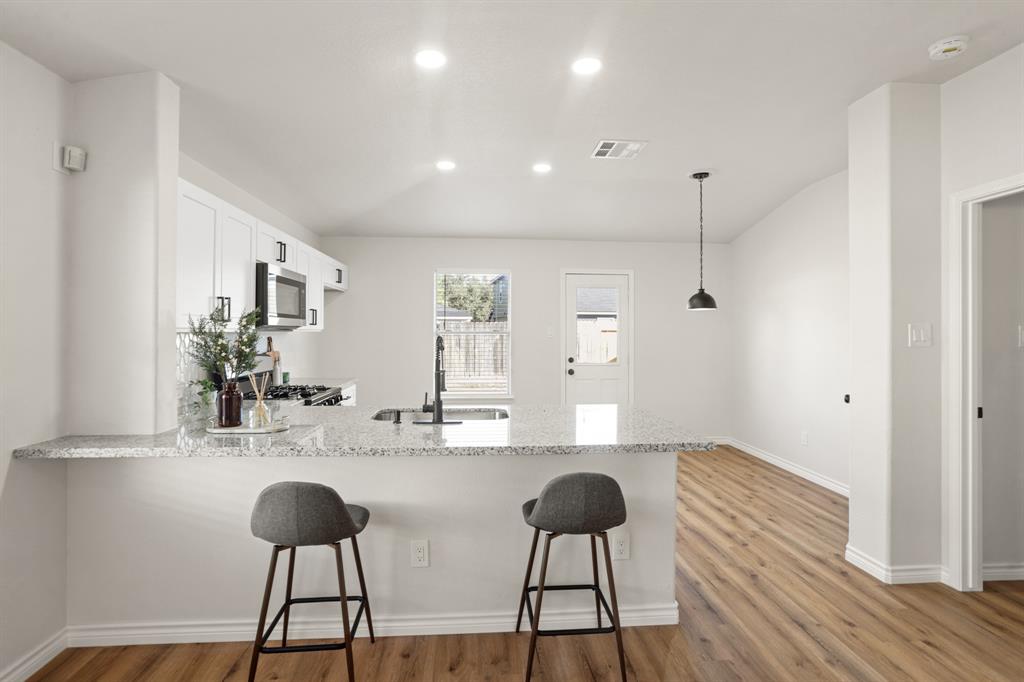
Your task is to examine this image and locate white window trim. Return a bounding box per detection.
[434,268,513,400]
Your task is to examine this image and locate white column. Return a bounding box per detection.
[63,72,180,434]
[847,83,941,581]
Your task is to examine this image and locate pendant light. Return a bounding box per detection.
[687,171,718,311]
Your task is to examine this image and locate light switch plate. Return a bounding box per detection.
[907,323,933,348]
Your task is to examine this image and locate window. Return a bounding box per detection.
[575,287,619,364]
[434,272,510,396]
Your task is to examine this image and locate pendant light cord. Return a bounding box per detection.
[698,177,704,289]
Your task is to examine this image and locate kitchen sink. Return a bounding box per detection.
[371,408,509,422]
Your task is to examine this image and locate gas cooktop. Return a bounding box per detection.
[241,383,349,406]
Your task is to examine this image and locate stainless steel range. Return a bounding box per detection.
[241,381,351,406]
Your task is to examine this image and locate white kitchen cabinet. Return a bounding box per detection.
[323,258,349,292]
[176,179,255,331]
[256,221,298,271]
[176,182,219,329]
[219,207,257,325]
[295,246,325,332]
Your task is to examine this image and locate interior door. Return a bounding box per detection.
[564,273,630,404]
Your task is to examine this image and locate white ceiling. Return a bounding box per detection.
[2,1,1023,242]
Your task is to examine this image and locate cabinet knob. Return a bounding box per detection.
[567,368,575,376]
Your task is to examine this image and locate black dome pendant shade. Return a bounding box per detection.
[688,171,718,311]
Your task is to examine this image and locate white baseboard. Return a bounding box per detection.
[983,562,1024,581]
[65,602,679,648]
[714,437,850,497]
[0,628,67,682]
[844,544,942,584]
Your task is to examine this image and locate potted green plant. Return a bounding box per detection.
[187,305,261,427]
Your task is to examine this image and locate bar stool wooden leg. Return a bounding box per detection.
[332,542,356,682]
[281,546,296,646]
[600,532,627,682]
[524,532,557,682]
[350,535,375,643]
[248,545,282,682]
[590,534,602,628]
[515,528,540,633]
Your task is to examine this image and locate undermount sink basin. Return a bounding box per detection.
[371,408,509,422]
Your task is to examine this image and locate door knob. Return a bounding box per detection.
[567,368,575,376]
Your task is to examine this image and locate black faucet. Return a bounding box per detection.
[415,335,461,425]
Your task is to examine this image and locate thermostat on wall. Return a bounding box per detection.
[62,145,87,172]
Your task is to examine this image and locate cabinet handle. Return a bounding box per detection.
[225,297,231,320]
[282,243,287,262]
[276,241,285,262]
[309,308,317,326]
[336,268,343,284]
[314,309,318,326]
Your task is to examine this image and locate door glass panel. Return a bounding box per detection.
[575,287,619,364]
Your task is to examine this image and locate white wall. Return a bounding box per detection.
[731,171,850,493]
[981,193,1024,570]
[0,40,69,679]
[942,44,1024,574]
[65,453,678,642]
[846,82,943,576]
[179,154,321,249]
[63,72,180,435]
[313,237,733,436]
[847,84,896,568]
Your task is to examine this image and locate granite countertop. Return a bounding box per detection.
[12,404,715,459]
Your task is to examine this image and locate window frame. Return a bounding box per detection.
[433,268,513,400]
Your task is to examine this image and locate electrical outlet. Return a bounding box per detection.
[800,430,808,446]
[611,532,630,561]
[410,539,429,568]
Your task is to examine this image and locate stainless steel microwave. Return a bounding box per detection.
[255,263,306,330]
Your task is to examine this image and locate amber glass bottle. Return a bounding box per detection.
[217,381,243,428]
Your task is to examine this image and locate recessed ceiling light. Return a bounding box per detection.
[532,162,552,174]
[435,159,456,172]
[571,57,602,75]
[415,49,447,69]
[929,35,969,61]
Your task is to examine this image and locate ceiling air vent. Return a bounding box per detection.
[591,139,648,159]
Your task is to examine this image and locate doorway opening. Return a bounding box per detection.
[945,174,1024,591]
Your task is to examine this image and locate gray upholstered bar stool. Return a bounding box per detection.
[248,481,375,682]
[515,472,628,682]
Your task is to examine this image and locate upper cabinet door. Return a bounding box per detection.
[176,180,219,329]
[256,222,297,270]
[256,224,278,264]
[324,260,349,292]
[306,253,323,330]
[219,208,256,325]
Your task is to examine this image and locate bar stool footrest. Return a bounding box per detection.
[524,583,617,636]
[258,595,366,653]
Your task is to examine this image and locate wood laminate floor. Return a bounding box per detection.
[31,445,1024,681]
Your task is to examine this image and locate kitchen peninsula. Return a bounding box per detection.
[15,404,712,643]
